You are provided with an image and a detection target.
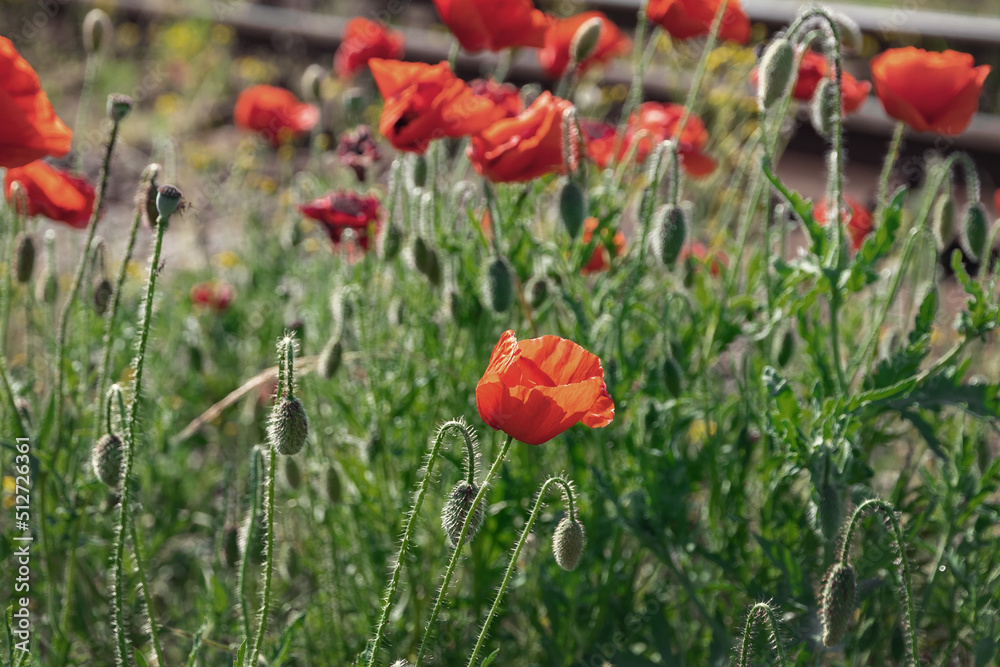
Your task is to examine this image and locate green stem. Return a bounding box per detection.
[365,420,478,667]
[247,446,277,667]
[874,122,905,226]
[620,0,650,128]
[0,202,18,352]
[465,476,576,667]
[130,515,166,666]
[735,602,787,667]
[414,434,514,667]
[238,448,263,642]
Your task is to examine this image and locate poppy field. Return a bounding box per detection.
[3,1,1000,665]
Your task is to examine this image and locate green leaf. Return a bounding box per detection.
[479,649,500,667]
[134,651,150,667]
[270,612,306,667]
[234,638,247,667]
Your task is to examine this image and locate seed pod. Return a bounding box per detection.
[560,180,586,240]
[816,482,843,543]
[82,8,113,56]
[552,516,585,571]
[318,337,343,380]
[268,397,309,456]
[962,202,989,263]
[106,93,133,122]
[482,257,513,313]
[14,232,35,284]
[92,434,123,487]
[652,204,687,267]
[223,522,240,568]
[284,456,302,489]
[776,327,796,367]
[92,277,113,315]
[810,78,839,139]
[324,464,342,503]
[442,481,485,546]
[155,184,184,220]
[570,16,603,64]
[413,236,442,287]
[379,222,403,262]
[820,562,857,647]
[932,192,954,250]
[757,38,795,111]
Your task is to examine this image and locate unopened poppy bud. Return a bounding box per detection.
[932,192,954,250]
[92,433,123,487]
[442,480,485,546]
[552,516,585,571]
[42,271,58,304]
[92,277,113,315]
[560,180,586,240]
[301,63,326,103]
[318,336,343,380]
[14,232,35,284]
[757,38,795,111]
[379,222,403,262]
[325,464,342,503]
[223,522,240,568]
[526,275,549,308]
[810,78,839,139]
[776,327,796,367]
[662,357,682,398]
[412,154,428,188]
[570,17,604,65]
[343,87,365,120]
[652,204,687,267]
[155,184,183,220]
[268,397,309,456]
[83,8,113,56]
[107,93,133,122]
[413,236,442,287]
[816,482,843,542]
[284,456,302,489]
[482,257,513,313]
[961,202,989,263]
[820,562,857,646]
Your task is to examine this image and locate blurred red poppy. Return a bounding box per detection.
[431,0,550,52]
[467,91,573,183]
[299,191,380,251]
[814,195,872,251]
[0,36,73,168]
[190,281,234,312]
[538,12,631,79]
[233,85,318,147]
[370,59,506,153]
[334,18,404,79]
[680,241,728,276]
[871,47,990,136]
[581,217,625,274]
[476,329,615,445]
[335,124,381,182]
[4,160,95,228]
[469,78,523,119]
[647,0,750,44]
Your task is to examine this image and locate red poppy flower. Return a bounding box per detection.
[814,195,872,251]
[538,12,631,79]
[469,78,523,119]
[233,85,318,147]
[190,281,234,312]
[0,36,73,168]
[467,91,573,183]
[4,160,96,228]
[871,47,990,136]
[840,72,872,114]
[370,59,506,154]
[647,0,750,44]
[299,191,380,250]
[431,0,550,52]
[334,18,404,79]
[335,124,381,182]
[581,217,626,274]
[680,241,728,275]
[476,330,615,445]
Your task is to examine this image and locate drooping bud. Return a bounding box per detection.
[757,38,796,112]
[411,154,428,189]
[300,63,326,103]
[92,277,113,315]
[107,93,133,122]
[525,275,549,308]
[662,357,682,398]
[413,236,442,287]
[442,481,485,546]
[155,184,184,220]
[14,232,35,284]
[552,516,586,571]
[268,397,309,456]
[560,180,586,240]
[482,257,513,313]
[961,202,989,263]
[82,8,113,56]
[324,464,342,503]
[41,229,58,304]
[810,78,839,139]
[932,192,954,250]
[820,562,857,647]
[379,222,403,262]
[570,16,603,65]
[318,336,343,380]
[283,456,302,489]
[776,326,796,367]
[223,522,240,568]
[816,482,843,543]
[92,434,123,487]
[652,204,687,267]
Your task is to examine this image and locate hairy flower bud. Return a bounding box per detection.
[932,192,954,250]
[662,357,682,398]
[92,434,123,487]
[14,232,35,284]
[107,93,133,122]
[325,464,342,503]
[560,180,586,240]
[83,8,113,56]
[413,236,442,287]
[268,397,309,456]
[571,17,603,65]
[552,516,585,571]
[92,277,113,315]
[379,222,403,262]
[757,38,795,111]
[962,202,989,263]
[776,326,796,367]
[284,456,302,489]
[301,63,326,103]
[652,204,687,267]
[810,78,839,139]
[816,482,843,543]
[318,337,343,380]
[482,257,513,313]
[820,562,857,647]
[223,522,240,568]
[525,275,550,308]
[442,481,485,546]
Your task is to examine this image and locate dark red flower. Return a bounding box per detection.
[190,281,234,312]
[647,0,750,44]
[233,85,318,147]
[335,125,381,182]
[334,18,404,79]
[538,11,631,79]
[0,36,73,168]
[4,160,96,228]
[871,47,991,136]
[431,0,550,52]
[476,329,615,445]
[469,78,523,119]
[299,191,380,251]
[814,195,873,251]
[581,217,625,274]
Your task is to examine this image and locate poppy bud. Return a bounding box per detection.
[820,562,857,646]
[552,516,585,571]
[223,522,240,568]
[413,236,442,287]
[343,87,365,121]
[776,327,796,367]
[652,204,687,267]
[757,38,795,111]
[82,8,113,56]
[961,202,989,263]
[411,154,428,189]
[107,93,133,122]
[92,433,123,487]
[482,257,514,313]
[560,180,586,240]
[932,192,954,250]
[42,271,58,305]
[662,357,682,398]
[318,336,343,380]
[379,222,403,262]
[571,17,604,66]
[92,277,113,315]
[816,482,843,543]
[325,464,342,503]
[301,64,326,103]
[284,456,302,489]
[526,275,550,308]
[139,163,161,228]
[268,397,309,456]
[14,233,35,284]
[810,78,839,139]
[442,480,485,546]
[155,184,184,220]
